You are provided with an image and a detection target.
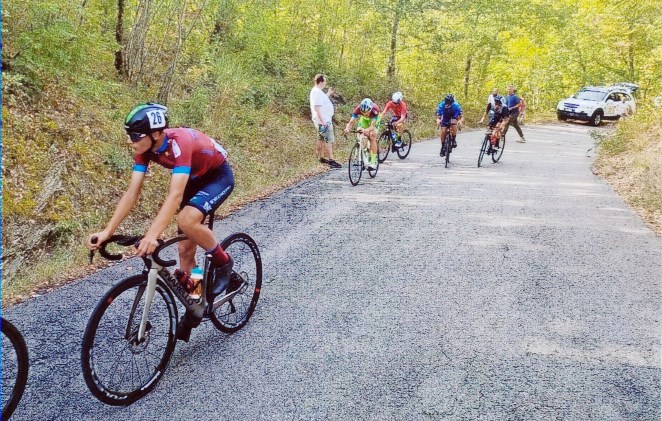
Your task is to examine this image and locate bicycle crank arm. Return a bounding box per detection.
[211,278,249,312]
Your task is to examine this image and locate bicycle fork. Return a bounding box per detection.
[136,266,159,342]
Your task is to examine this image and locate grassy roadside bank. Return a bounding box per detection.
[593,107,662,236]
[1,109,556,307]
[1,101,439,307]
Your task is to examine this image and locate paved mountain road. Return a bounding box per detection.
[5,123,661,420]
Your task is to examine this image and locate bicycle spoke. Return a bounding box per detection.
[82,275,176,404]
[105,346,129,392]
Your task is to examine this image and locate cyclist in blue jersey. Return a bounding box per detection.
[435,94,464,157]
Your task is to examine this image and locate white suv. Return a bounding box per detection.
[557,83,638,126]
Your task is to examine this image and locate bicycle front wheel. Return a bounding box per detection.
[396,130,412,159]
[81,274,177,406]
[348,144,362,186]
[377,132,391,163]
[478,136,489,167]
[492,135,506,163]
[445,136,451,168]
[211,233,263,333]
[2,318,29,420]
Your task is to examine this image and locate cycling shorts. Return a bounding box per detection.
[181,161,234,216]
[440,118,458,128]
[390,115,404,124]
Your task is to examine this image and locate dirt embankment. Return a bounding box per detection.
[593,108,662,236]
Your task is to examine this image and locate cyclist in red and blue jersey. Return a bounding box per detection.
[343,98,381,170]
[379,91,407,151]
[435,94,464,157]
[87,103,235,340]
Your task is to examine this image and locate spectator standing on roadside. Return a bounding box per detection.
[309,74,341,168]
[616,95,633,117]
[503,85,526,143]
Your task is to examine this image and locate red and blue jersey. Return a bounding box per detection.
[352,104,381,120]
[383,100,408,118]
[133,128,228,179]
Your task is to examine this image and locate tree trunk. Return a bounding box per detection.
[158,2,186,104]
[628,34,635,81]
[157,0,209,103]
[79,0,89,26]
[387,8,402,80]
[114,0,125,75]
[124,0,154,83]
[463,54,472,100]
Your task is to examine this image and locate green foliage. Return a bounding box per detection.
[3,0,662,298]
[598,105,662,157]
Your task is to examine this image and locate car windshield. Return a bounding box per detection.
[573,90,607,101]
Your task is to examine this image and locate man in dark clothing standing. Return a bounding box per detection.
[502,85,526,143]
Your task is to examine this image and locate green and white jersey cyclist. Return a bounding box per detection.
[343,98,381,170]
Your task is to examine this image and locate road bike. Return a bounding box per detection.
[377,121,412,163]
[2,318,29,420]
[81,214,262,406]
[478,126,506,167]
[439,121,459,168]
[347,129,379,186]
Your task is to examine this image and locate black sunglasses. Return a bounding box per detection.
[128,132,147,142]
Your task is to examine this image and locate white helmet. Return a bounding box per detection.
[360,98,373,112]
[392,92,403,104]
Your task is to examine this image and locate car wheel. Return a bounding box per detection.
[590,110,603,126]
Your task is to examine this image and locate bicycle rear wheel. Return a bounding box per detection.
[378,132,391,163]
[348,144,362,186]
[396,130,412,159]
[210,233,263,333]
[478,135,489,167]
[491,134,506,163]
[2,318,29,420]
[81,274,177,406]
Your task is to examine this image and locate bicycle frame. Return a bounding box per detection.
[360,135,370,166]
[132,257,247,342]
[351,130,371,166]
[102,232,245,342]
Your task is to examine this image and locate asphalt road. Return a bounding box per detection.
[4,123,661,420]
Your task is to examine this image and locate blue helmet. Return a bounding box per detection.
[494,95,504,105]
[444,94,455,105]
[360,98,373,112]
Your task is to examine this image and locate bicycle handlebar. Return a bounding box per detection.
[152,235,187,267]
[89,235,181,268]
[90,235,143,262]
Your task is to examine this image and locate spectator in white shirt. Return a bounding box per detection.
[309,74,341,168]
